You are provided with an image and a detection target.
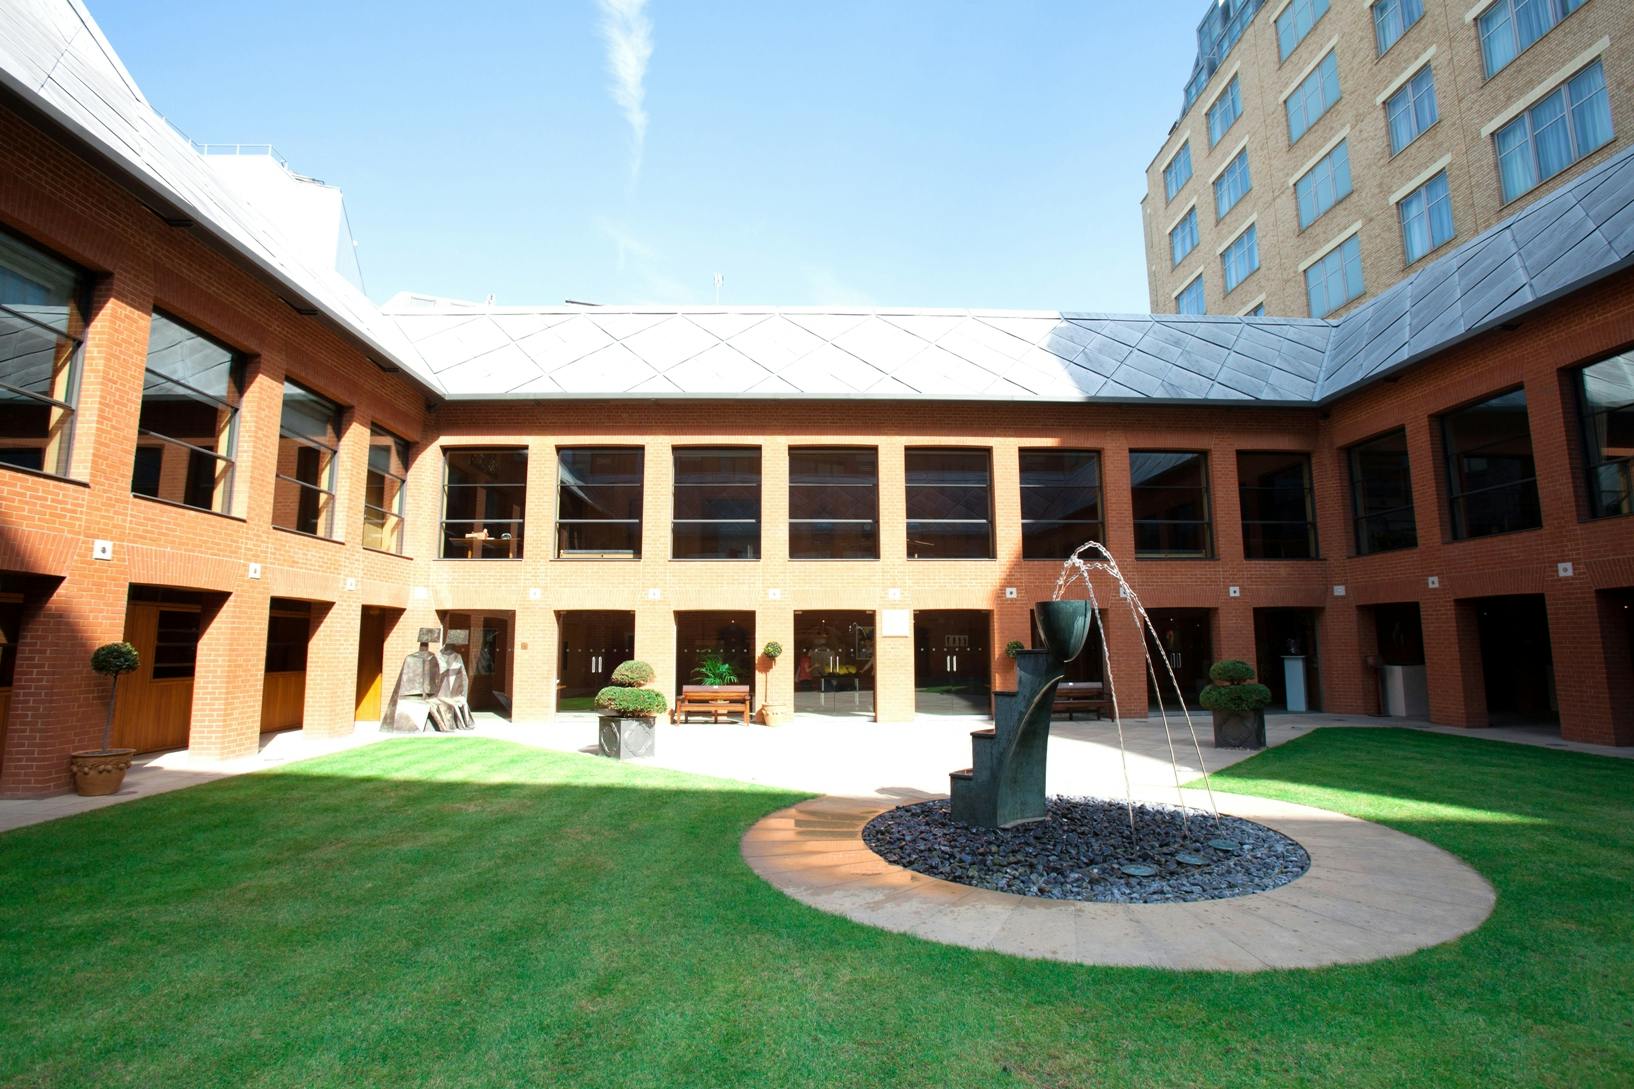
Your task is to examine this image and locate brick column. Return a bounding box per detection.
[301,599,357,738]
[189,588,269,760]
[510,600,555,725]
[755,606,794,715]
[1324,600,1376,715]
[1102,600,1152,718]
[873,612,915,722]
[1421,595,1487,727]
[636,606,677,712]
[995,599,1032,693]
[1215,599,1255,673]
[1550,587,1634,746]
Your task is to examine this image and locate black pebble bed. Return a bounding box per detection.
[861,796,1311,904]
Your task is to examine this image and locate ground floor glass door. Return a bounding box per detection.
[914,610,991,715]
[1145,608,1212,711]
[794,611,874,716]
[558,611,635,713]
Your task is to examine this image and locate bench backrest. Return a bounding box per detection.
[680,685,751,697]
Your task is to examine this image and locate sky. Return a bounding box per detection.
[89,1,1200,313]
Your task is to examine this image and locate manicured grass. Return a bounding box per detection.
[1,730,1629,1088]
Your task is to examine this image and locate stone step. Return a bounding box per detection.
[949,767,973,780]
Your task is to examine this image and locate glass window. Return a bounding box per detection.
[1442,389,1542,539]
[151,608,201,680]
[0,230,85,478]
[557,447,641,557]
[1495,61,1614,204]
[1276,0,1330,60]
[364,428,409,553]
[673,447,760,559]
[789,447,879,559]
[1131,451,1213,557]
[1349,429,1417,555]
[1170,208,1199,266]
[1399,171,1455,264]
[273,381,342,537]
[132,313,243,514]
[265,604,310,673]
[1222,224,1260,293]
[1238,451,1316,558]
[1214,149,1252,219]
[1578,351,1634,518]
[1207,77,1242,147]
[1020,449,1104,560]
[1479,0,1587,78]
[1245,303,1267,316]
[1164,142,1193,202]
[1295,139,1353,229]
[1374,0,1424,54]
[441,448,528,558]
[1286,51,1341,144]
[906,448,993,559]
[1306,234,1365,318]
[1177,275,1207,315]
[1385,66,1438,154]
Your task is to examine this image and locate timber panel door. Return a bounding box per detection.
[355,607,388,722]
[113,603,198,752]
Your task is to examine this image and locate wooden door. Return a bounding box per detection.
[113,603,196,752]
[355,608,387,721]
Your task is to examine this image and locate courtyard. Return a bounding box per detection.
[2,724,1630,1088]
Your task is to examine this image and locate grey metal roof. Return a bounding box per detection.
[0,0,443,394]
[5,0,1634,410]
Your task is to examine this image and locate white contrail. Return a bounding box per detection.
[596,0,653,179]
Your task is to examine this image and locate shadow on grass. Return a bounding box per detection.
[0,733,1628,1089]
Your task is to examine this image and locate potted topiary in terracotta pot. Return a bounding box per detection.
[1200,659,1272,749]
[72,642,140,796]
[757,641,790,726]
[596,659,665,759]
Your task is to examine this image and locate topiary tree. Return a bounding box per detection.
[761,641,783,661]
[597,660,665,719]
[90,641,140,752]
[1004,640,1025,659]
[1200,658,1272,714]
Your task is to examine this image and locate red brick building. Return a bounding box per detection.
[1,2,1630,796]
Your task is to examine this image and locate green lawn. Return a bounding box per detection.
[1,730,1629,1089]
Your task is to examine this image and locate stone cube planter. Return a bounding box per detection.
[1211,708,1266,749]
[598,716,656,759]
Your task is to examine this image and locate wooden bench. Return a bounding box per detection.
[672,684,752,724]
[1053,681,1109,721]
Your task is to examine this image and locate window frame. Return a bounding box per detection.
[1221,223,1260,294]
[1348,428,1418,556]
[671,445,762,560]
[1305,233,1365,318]
[0,228,88,480]
[1294,139,1353,230]
[273,379,343,539]
[1130,450,1215,559]
[1276,0,1330,62]
[1207,76,1242,147]
[1478,0,1587,80]
[1385,66,1439,156]
[904,447,995,560]
[1575,350,1634,519]
[440,446,529,560]
[1440,387,1544,541]
[555,445,643,559]
[1170,207,1200,267]
[1286,51,1341,145]
[1019,448,1105,561]
[1176,274,1207,316]
[1373,0,1425,56]
[363,426,410,555]
[1493,60,1614,205]
[132,311,245,516]
[1398,170,1455,266]
[1237,450,1318,559]
[1213,149,1252,220]
[1163,142,1194,202]
[788,445,880,560]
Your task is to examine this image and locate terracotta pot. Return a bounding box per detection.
[759,704,791,726]
[69,749,135,796]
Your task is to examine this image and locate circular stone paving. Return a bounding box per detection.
[742,792,1496,971]
[861,797,1310,904]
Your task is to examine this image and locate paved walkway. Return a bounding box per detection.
[743,792,1496,971]
[2,710,1626,835]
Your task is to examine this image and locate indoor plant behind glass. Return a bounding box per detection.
[691,654,739,687]
[596,659,665,759]
[1199,659,1271,749]
[71,641,140,796]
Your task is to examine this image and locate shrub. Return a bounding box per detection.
[692,654,739,686]
[595,686,667,718]
[762,641,783,660]
[1208,659,1256,685]
[1200,682,1272,713]
[1004,640,1025,659]
[609,660,655,688]
[91,642,140,677]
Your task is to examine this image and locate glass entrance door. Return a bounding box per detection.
[913,610,991,715]
[558,611,636,713]
[793,611,875,716]
[1145,608,1213,710]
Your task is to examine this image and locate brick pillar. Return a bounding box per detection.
[636,606,677,712]
[0,575,126,796]
[755,606,793,716]
[1551,587,1634,746]
[873,611,915,722]
[1327,601,1377,715]
[1102,599,1152,718]
[995,599,1031,693]
[1215,600,1254,673]
[1422,596,1487,727]
[301,599,357,739]
[511,600,554,725]
[189,589,269,760]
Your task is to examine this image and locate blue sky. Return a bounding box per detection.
[90,1,1197,312]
